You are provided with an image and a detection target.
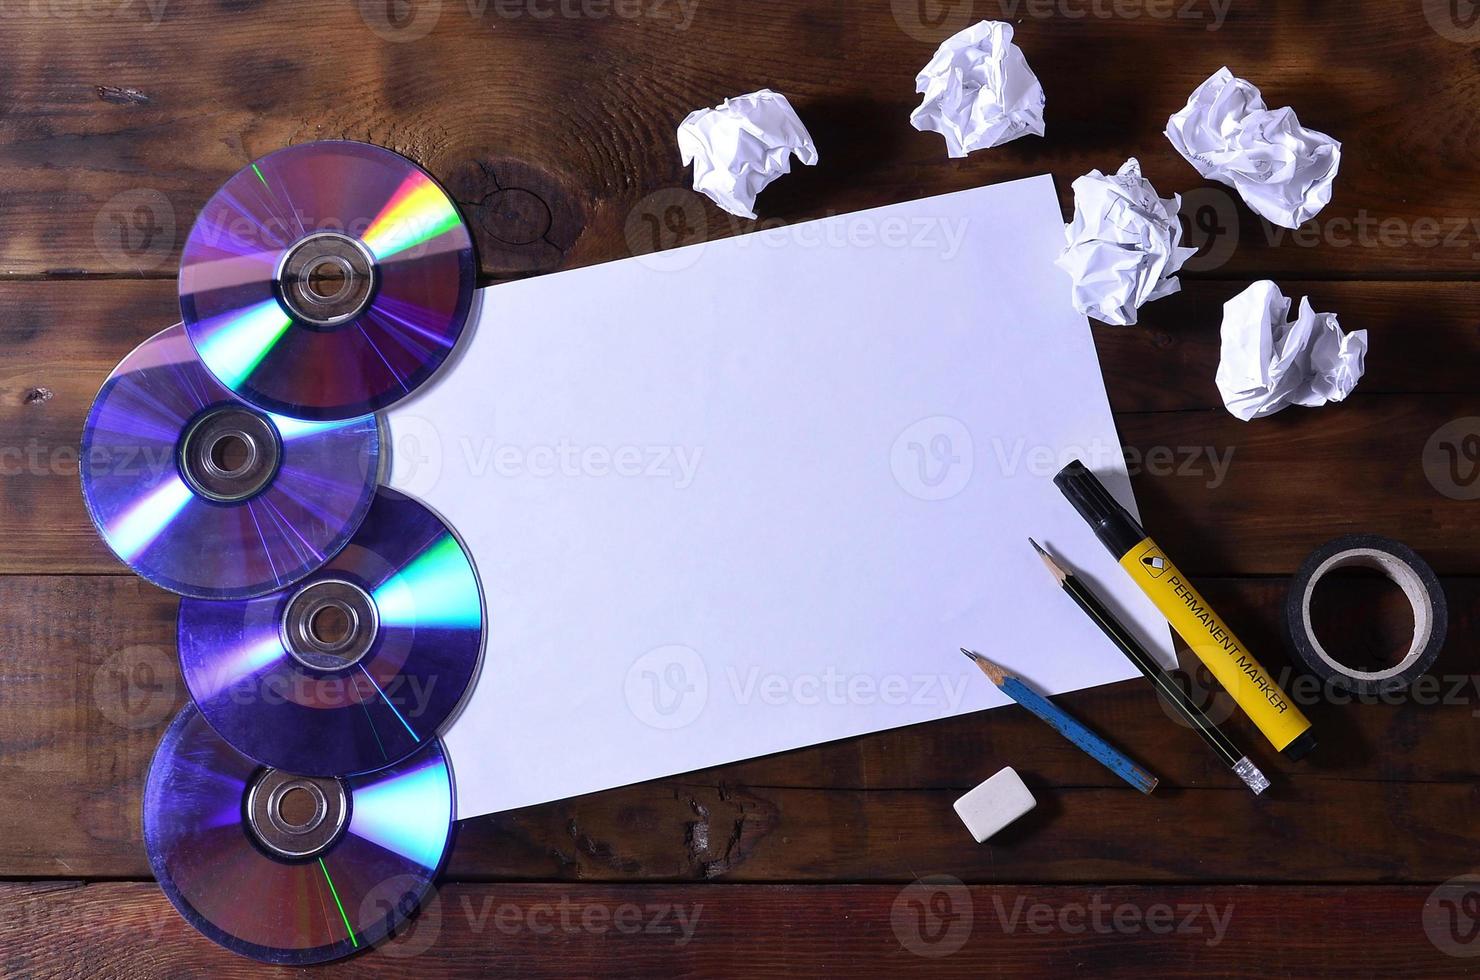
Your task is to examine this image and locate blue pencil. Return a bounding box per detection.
[961,648,1159,795]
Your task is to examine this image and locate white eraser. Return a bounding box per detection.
[953,767,1036,843]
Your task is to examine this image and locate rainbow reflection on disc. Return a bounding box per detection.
[178,487,484,776]
[144,704,453,965]
[80,324,380,599]
[179,140,476,421]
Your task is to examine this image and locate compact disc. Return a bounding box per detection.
[80,324,380,599]
[144,703,453,964]
[179,140,477,421]
[177,487,484,775]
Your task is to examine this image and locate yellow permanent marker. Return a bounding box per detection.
[1054,460,1315,760]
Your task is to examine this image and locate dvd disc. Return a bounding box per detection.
[80,324,380,599]
[177,487,483,775]
[144,704,453,965]
[179,140,476,421]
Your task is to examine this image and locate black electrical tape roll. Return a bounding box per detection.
[1284,535,1447,695]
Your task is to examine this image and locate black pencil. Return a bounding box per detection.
[1028,538,1270,796]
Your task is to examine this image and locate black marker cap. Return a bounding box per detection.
[1282,728,1317,761]
[1053,459,1147,560]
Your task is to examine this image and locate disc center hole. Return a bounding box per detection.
[276,232,377,327]
[309,602,354,648]
[246,770,347,859]
[208,432,253,476]
[276,786,318,830]
[180,408,279,503]
[306,258,352,302]
[282,579,378,671]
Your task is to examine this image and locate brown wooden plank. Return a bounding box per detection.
[1,881,1471,977]
[5,572,1477,882]
[0,282,173,574]
[1096,279,1480,413]
[3,2,1473,974]
[4,277,1480,576]
[0,576,178,878]
[1115,397,1477,575]
[1,3,1476,279]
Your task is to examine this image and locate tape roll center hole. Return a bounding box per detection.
[1308,561,1418,674]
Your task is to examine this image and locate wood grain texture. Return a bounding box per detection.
[0,2,1477,279]
[6,279,1477,576]
[2,1,1477,973]
[2,882,1472,978]
[5,573,1477,883]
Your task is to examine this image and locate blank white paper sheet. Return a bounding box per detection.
[386,174,1174,818]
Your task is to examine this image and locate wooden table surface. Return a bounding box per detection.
[5,1,1480,976]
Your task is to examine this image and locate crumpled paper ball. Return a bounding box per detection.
[677,89,818,219]
[1054,158,1197,326]
[909,20,1046,158]
[1165,67,1340,229]
[1216,280,1367,421]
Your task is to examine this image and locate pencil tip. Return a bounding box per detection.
[1027,537,1067,582]
[961,648,1005,684]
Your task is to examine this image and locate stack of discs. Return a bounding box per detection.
[79,141,484,965]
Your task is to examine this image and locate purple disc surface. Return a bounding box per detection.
[178,487,484,776]
[180,140,476,421]
[143,703,453,965]
[80,324,380,599]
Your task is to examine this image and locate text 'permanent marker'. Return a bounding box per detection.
[1053,459,1315,761]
